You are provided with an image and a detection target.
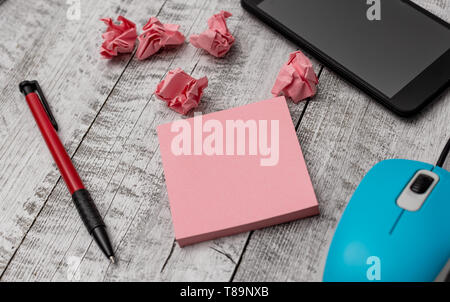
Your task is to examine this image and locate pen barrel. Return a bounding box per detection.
[72,189,105,232]
[25,92,84,194]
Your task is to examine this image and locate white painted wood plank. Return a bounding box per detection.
[4,0,445,282]
[0,0,167,276]
[0,0,64,268]
[232,0,450,282]
[1,0,321,281]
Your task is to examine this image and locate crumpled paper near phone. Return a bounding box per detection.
[272,51,318,103]
[136,17,185,60]
[190,11,235,58]
[155,68,208,115]
[100,16,138,59]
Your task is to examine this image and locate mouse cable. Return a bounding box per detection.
[436,137,450,168]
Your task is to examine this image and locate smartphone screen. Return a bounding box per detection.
[257,0,449,98]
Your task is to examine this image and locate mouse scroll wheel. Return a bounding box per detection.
[410,174,434,194]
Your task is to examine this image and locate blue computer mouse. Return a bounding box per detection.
[323,158,450,282]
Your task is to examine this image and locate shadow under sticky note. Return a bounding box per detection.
[157,97,319,246]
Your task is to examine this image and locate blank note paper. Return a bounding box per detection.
[157,97,319,246]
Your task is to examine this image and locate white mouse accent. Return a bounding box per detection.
[397,169,439,212]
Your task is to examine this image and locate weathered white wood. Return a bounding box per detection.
[0,0,167,277]
[232,0,450,282]
[1,0,447,282]
[0,0,321,281]
[0,0,65,269]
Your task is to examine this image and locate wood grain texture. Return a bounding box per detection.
[0,0,447,282]
[0,0,320,281]
[232,0,450,282]
[0,0,167,277]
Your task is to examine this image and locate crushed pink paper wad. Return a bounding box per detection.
[272,51,318,103]
[100,16,137,59]
[155,68,208,115]
[190,11,235,58]
[136,17,185,60]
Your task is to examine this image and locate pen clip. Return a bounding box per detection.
[34,81,58,131]
[20,80,59,131]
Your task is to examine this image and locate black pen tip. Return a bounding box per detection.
[91,226,115,263]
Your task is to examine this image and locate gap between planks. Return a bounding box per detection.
[1,0,322,280]
[229,65,324,281]
[0,0,171,279]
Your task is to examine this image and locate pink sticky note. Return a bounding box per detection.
[157,97,319,246]
[136,17,185,60]
[155,68,208,115]
[190,11,235,58]
[272,51,318,103]
[100,16,137,59]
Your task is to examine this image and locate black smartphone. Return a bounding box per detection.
[242,0,450,116]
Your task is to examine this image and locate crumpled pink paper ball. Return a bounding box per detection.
[155,68,208,115]
[100,16,138,59]
[272,51,318,103]
[190,11,234,58]
[136,17,185,60]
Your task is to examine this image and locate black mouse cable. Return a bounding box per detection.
[436,137,450,168]
[436,137,450,282]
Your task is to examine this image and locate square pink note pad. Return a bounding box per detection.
[157,97,319,246]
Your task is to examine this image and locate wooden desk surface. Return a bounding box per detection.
[0,0,448,281]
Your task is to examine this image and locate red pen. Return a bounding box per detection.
[19,80,115,263]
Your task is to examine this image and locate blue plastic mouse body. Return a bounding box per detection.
[323,159,450,282]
